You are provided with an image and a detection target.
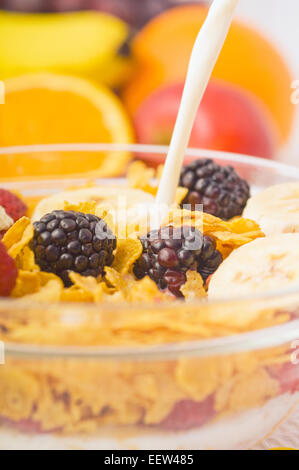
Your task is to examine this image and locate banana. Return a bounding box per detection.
[32,187,154,222]
[209,234,299,299]
[243,182,299,235]
[0,11,128,80]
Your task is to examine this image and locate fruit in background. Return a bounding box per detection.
[134,81,277,165]
[1,0,45,11]
[96,54,134,89]
[50,0,86,11]
[0,73,134,178]
[123,4,294,143]
[0,10,130,87]
[89,0,206,30]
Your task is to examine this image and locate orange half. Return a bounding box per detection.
[0,73,134,179]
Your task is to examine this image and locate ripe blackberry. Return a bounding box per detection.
[31,210,116,286]
[134,226,222,297]
[180,159,250,220]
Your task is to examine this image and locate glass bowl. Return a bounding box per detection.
[0,143,299,451]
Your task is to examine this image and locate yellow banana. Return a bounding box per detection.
[0,11,129,79]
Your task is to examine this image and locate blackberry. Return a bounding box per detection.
[31,210,116,286]
[134,226,222,297]
[180,159,250,220]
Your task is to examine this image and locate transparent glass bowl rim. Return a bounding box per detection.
[1,142,299,359]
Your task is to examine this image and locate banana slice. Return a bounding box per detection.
[243,182,299,235]
[209,234,299,299]
[32,186,154,222]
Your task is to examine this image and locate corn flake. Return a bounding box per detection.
[38,272,63,288]
[64,200,97,215]
[69,272,111,302]
[11,270,40,297]
[105,266,126,291]
[127,161,156,195]
[61,286,94,303]
[112,238,143,275]
[127,161,186,204]
[3,217,33,258]
[175,187,188,205]
[15,246,39,272]
[180,271,206,300]
[20,279,63,303]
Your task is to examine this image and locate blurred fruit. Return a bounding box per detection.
[158,396,215,431]
[50,0,86,11]
[90,0,206,30]
[123,4,294,143]
[2,0,44,11]
[269,362,299,395]
[0,74,134,178]
[0,10,129,85]
[96,54,134,89]
[134,81,277,165]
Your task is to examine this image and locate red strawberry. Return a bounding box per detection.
[0,242,18,296]
[0,189,27,222]
[0,416,62,434]
[269,361,299,395]
[157,395,215,431]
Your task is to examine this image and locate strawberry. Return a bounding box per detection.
[0,242,18,296]
[268,361,299,395]
[0,189,27,222]
[157,396,215,431]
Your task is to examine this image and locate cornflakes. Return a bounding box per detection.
[180,271,206,300]
[11,270,40,297]
[61,285,93,303]
[3,217,33,258]
[64,200,97,215]
[15,246,38,272]
[127,160,156,195]
[105,266,127,291]
[128,161,188,206]
[0,169,294,438]
[19,280,63,303]
[112,238,143,275]
[69,272,110,302]
[0,368,40,422]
